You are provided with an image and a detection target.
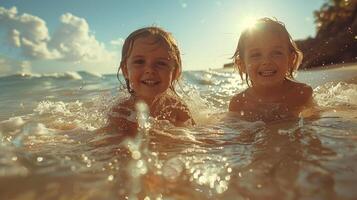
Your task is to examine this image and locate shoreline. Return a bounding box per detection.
[215,62,357,88]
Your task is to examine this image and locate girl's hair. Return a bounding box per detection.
[117,26,182,94]
[232,17,303,85]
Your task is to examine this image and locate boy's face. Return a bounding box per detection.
[241,30,294,88]
[122,36,178,103]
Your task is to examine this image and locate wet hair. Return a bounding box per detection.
[117,26,182,94]
[232,17,303,85]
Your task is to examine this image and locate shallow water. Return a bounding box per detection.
[0,65,357,200]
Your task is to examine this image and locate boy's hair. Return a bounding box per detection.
[117,26,182,94]
[232,17,303,85]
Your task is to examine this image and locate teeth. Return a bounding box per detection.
[142,80,159,85]
[259,70,276,76]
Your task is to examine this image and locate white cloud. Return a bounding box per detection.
[7,29,21,47]
[110,38,124,47]
[0,59,11,75]
[0,6,118,75]
[0,56,31,76]
[0,6,59,59]
[50,13,116,62]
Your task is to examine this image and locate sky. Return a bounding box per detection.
[0,0,325,76]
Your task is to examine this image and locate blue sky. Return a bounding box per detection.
[0,0,325,76]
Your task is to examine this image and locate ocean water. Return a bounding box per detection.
[0,65,357,200]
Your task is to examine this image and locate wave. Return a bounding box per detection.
[0,71,104,81]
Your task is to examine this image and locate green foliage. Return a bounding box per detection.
[314,0,357,32]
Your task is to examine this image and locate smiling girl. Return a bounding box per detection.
[229,18,313,122]
[107,27,194,134]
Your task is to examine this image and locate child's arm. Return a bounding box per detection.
[104,102,138,136]
[155,96,195,126]
[175,102,195,126]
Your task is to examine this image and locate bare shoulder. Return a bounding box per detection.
[105,98,137,134]
[286,80,313,107]
[111,98,134,112]
[229,90,249,112]
[155,95,195,126]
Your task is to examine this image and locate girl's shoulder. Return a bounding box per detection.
[287,80,313,97]
[154,94,195,126]
[229,89,250,112]
[156,94,189,108]
[109,97,136,118]
[285,80,313,105]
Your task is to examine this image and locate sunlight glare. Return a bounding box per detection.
[240,16,260,31]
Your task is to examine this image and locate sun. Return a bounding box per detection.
[240,16,261,31]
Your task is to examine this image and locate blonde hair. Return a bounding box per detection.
[232,17,303,85]
[117,26,182,94]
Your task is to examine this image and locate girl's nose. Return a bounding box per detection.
[144,63,155,73]
[261,55,271,65]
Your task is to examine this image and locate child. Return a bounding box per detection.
[229,18,313,122]
[107,27,194,134]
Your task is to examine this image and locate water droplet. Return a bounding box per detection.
[132,151,141,159]
[108,175,114,181]
[37,157,43,162]
[238,172,242,177]
[225,175,231,181]
[136,160,144,168]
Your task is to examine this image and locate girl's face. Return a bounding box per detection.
[241,31,294,88]
[122,36,178,103]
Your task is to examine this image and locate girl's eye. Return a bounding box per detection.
[155,61,173,70]
[249,52,261,58]
[157,61,168,67]
[272,51,283,56]
[133,59,145,65]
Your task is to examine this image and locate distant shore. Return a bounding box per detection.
[218,62,357,88]
[222,61,357,70]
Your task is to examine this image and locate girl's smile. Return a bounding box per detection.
[258,69,277,77]
[242,31,294,88]
[122,36,178,104]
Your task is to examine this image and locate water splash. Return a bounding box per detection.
[122,100,156,199]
